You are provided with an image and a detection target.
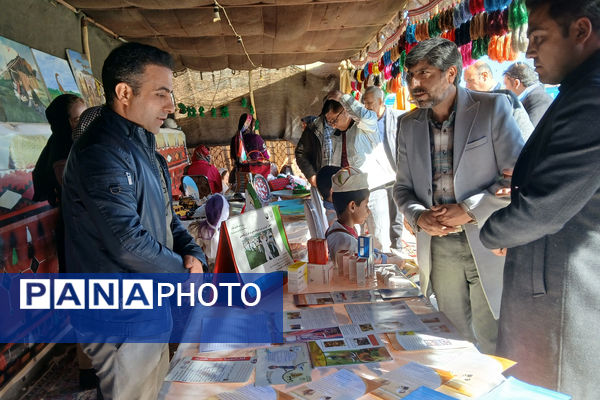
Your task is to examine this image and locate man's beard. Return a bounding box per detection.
[410,90,435,108]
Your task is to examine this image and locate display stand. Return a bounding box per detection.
[214,206,293,296]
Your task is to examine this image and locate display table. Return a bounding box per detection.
[159,204,509,399]
[157,272,508,400]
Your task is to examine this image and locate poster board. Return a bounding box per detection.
[0,36,51,122]
[31,49,81,101]
[214,205,293,277]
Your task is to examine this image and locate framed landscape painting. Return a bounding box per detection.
[31,48,81,101]
[66,48,104,107]
[0,36,51,123]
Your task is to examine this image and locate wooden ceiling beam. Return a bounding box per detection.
[170,48,362,56]
[69,0,369,10]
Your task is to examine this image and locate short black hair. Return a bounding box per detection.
[102,42,173,106]
[405,37,462,86]
[526,0,600,36]
[332,189,369,217]
[322,99,344,115]
[316,166,341,200]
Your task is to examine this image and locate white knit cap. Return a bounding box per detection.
[331,167,369,193]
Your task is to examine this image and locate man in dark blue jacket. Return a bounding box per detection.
[481,1,600,397]
[62,42,206,400]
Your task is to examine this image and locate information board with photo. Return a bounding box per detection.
[215,206,293,276]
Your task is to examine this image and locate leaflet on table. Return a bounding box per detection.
[477,376,571,400]
[338,321,416,335]
[379,312,466,347]
[372,361,454,400]
[345,301,414,323]
[388,332,473,351]
[345,301,428,332]
[310,327,381,352]
[308,341,393,367]
[284,326,343,343]
[403,386,458,399]
[198,342,270,353]
[293,292,334,306]
[332,289,381,303]
[283,307,338,332]
[293,289,418,306]
[421,351,514,398]
[226,206,293,274]
[254,344,312,386]
[165,356,256,383]
[211,385,294,400]
[293,290,380,306]
[416,313,461,336]
[289,369,383,399]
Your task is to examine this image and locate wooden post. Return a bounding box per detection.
[248,70,258,133]
[82,18,92,66]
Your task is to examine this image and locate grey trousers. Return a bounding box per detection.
[386,186,404,250]
[82,342,170,400]
[430,232,498,354]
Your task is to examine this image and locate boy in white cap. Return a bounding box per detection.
[325,167,408,271]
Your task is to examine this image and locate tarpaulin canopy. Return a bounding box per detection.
[65,0,409,72]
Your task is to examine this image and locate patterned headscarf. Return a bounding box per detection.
[72,106,103,141]
[198,194,229,240]
[238,113,254,134]
[192,145,211,163]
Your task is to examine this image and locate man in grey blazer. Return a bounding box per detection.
[480,1,600,397]
[393,38,524,354]
[363,85,405,253]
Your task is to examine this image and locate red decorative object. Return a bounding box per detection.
[307,238,328,265]
[269,177,290,191]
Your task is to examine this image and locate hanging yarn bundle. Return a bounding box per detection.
[455,20,472,47]
[406,23,417,44]
[428,14,442,37]
[459,42,474,67]
[471,36,490,60]
[349,0,529,114]
[488,33,518,62]
[470,12,487,41]
[508,0,529,52]
[484,0,512,12]
[454,0,473,27]
[487,9,509,36]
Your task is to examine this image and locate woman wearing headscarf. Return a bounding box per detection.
[33,94,86,207]
[189,194,230,269]
[33,94,86,273]
[231,113,269,161]
[229,113,271,185]
[31,94,97,391]
[187,145,223,193]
